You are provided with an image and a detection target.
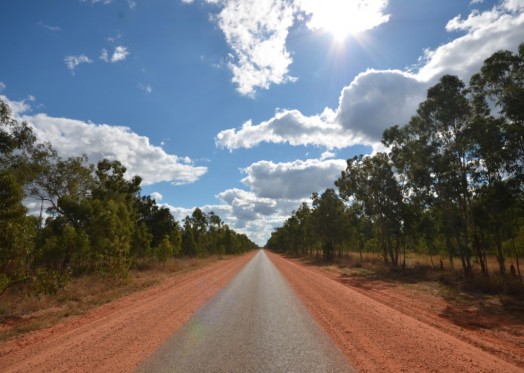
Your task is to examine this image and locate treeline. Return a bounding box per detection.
[0,100,257,296]
[266,45,524,280]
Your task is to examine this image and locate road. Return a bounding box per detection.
[2,249,521,372]
[136,250,353,372]
[0,252,256,373]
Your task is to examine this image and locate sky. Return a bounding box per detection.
[1,0,523,245]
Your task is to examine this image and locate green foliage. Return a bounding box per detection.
[0,171,36,294]
[0,97,256,297]
[266,44,524,286]
[156,236,173,265]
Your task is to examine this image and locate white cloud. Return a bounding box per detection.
[111,46,129,62]
[241,158,346,199]
[37,22,62,32]
[64,55,93,75]
[216,107,359,150]
[101,46,129,63]
[0,82,5,92]
[212,0,297,96]
[216,1,524,149]
[335,69,425,139]
[100,49,109,62]
[2,95,207,186]
[420,1,524,81]
[320,151,335,160]
[138,83,153,93]
[503,0,524,12]
[150,192,163,201]
[80,0,113,5]
[216,70,424,150]
[187,0,391,95]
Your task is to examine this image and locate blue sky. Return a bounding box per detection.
[1,0,523,245]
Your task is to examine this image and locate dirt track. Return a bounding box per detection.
[0,252,256,373]
[267,251,523,372]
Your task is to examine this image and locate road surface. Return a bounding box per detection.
[136,250,353,372]
[2,249,521,372]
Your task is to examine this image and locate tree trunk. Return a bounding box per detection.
[495,227,506,275]
[512,238,522,284]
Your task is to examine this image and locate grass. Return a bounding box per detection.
[300,251,524,319]
[0,255,226,343]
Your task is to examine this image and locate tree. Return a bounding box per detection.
[182,217,197,257]
[135,195,177,250]
[470,43,524,178]
[310,189,346,260]
[155,236,173,266]
[336,153,404,265]
[0,171,36,294]
[85,160,141,277]
[383,75,483,275]
[0,99,37,173]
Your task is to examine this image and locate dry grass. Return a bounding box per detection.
[301,251,524,309]
[292,251,524,328]
[0,255,227,342]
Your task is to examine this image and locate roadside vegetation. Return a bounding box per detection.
[0,255,229,342]
[266,45,524,299]
[0,96,257,301]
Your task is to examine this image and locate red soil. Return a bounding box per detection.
[267,251,524,373]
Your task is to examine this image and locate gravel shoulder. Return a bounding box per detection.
[267,251,524,373]
[0,252,256,373]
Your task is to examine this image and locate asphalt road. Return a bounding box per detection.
[135,250,353,373]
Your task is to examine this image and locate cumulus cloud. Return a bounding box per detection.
[320,151,335,160]
[241,158,346,199]
[419,1,524,81]
[216,108,356,150]
[100,46,129,63]
[2,95,207,186]
[216,0,524,149]
[150,192,163,201]
[216,70,424,150]
[212,0,297,96]
[187,0,391,95]
[335,69,425,140]
[64,55,93,75]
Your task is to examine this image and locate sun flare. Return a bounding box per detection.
[299,0,390,41]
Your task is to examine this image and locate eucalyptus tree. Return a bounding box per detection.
[310,189,346,260]
[470,43,524,177]
[336,153,404,265]
[468,44,524,274]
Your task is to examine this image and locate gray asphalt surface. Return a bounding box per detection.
[135,250,353,373]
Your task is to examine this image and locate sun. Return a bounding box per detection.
[300,0,390,42]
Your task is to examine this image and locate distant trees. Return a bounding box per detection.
[0,99,256,296]
[266,45,524,282]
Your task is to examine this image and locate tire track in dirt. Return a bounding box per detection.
[0,251,256,373]
[267,251,523,373]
